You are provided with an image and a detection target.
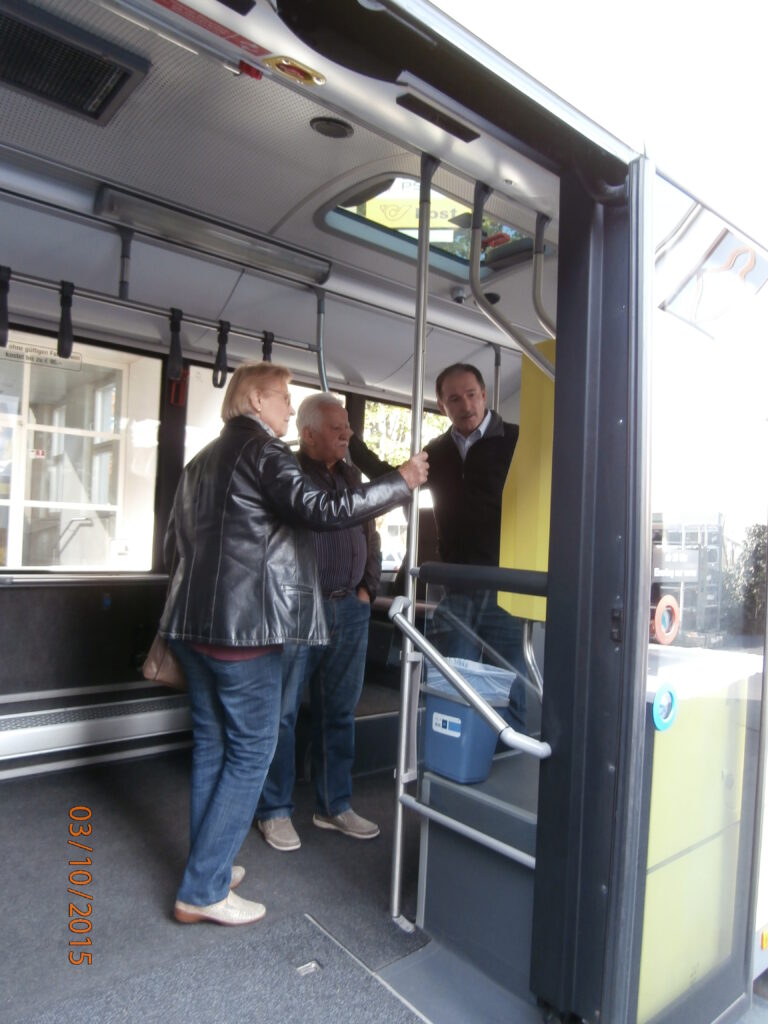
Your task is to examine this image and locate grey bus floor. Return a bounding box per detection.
[3,748,768,1024]
[2,751,425,1024]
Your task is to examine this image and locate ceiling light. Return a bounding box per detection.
[310,116,354,139]
[94,187,331,285]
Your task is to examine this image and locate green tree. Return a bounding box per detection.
[363,403,447,466]
[723,523,767,634]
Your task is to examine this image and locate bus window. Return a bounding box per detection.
[183,369,334,465]
[361,398,447,571]
[0,331,161,570]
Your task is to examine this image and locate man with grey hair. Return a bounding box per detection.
[255,392,381,849]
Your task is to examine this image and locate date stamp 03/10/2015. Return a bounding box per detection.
[67,806,94,966]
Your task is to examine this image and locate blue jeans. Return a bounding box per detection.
[171,641,282,906]
[258,593,371,820]
[427,589,527,729]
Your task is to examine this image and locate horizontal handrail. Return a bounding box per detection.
[388,597,551,760]
[416,561,548,597]
[0,573,168,587]
[400,793,535,870]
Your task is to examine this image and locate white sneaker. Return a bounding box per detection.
[312,809,380,839]
[174,889,266,926]
[230,865,245,889]
[257,817,301,851]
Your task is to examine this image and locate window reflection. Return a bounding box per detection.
[28,363,122,430]
[651,177,768,653]
[636,175,767,1024]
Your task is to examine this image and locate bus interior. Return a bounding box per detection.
[1,2,767,1023]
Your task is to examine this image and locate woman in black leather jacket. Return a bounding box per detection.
[162,361,427,927]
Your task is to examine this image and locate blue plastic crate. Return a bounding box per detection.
[423,658,516,784]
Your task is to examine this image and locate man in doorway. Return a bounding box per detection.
[256,392,381,851]
[349,363,527,726]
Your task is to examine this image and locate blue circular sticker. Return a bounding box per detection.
[652,687,677,731]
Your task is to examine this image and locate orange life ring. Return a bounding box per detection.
[651,594,680,645]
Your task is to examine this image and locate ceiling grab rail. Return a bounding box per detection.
[388,595,552,760]
[532,212,556,338]
[469,182,555,381]
[390,152,440,933]
[3,270,319,359]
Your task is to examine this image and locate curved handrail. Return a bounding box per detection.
[388,596,551,760]
[468,181,555,381]
[533,212,557,338]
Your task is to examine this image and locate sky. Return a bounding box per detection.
[429,0,768,249]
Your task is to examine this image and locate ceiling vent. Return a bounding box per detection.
[0,0,149,125]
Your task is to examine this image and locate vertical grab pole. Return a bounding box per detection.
[390,152,439,928]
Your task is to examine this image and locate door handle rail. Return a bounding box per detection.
[400,793,535,870]
[388,596,552,760]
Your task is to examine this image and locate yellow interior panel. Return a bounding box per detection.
[498,338,555,621]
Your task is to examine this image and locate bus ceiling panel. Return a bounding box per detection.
[71,0,563,223]
[0,0,413,239]
[322,260,551,350]
[0,1,562,311]
[260,0,562,214]
[121,239,246,318]
[272,0,626,183]
[0,198,122,295]
[219,274,316,329]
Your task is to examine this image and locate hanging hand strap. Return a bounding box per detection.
[213,320,229,388]
[167,307,183,380]
[0,266,9,348]
[262,330,274,363]
[57,281,75,358]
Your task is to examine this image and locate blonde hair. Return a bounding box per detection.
[220,362,291,422]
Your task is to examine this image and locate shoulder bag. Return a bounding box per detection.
[142,634,185,690]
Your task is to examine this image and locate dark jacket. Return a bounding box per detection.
[297,451,381,602]
[349,411,518,567]
[160,416,409,646]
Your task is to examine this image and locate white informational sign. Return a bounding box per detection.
[0,339,82,372]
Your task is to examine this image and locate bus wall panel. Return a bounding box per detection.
[0,581,167,696]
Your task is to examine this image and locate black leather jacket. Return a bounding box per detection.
[159,416,410,646]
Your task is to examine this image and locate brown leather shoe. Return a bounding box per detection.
[174,890,266,926]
